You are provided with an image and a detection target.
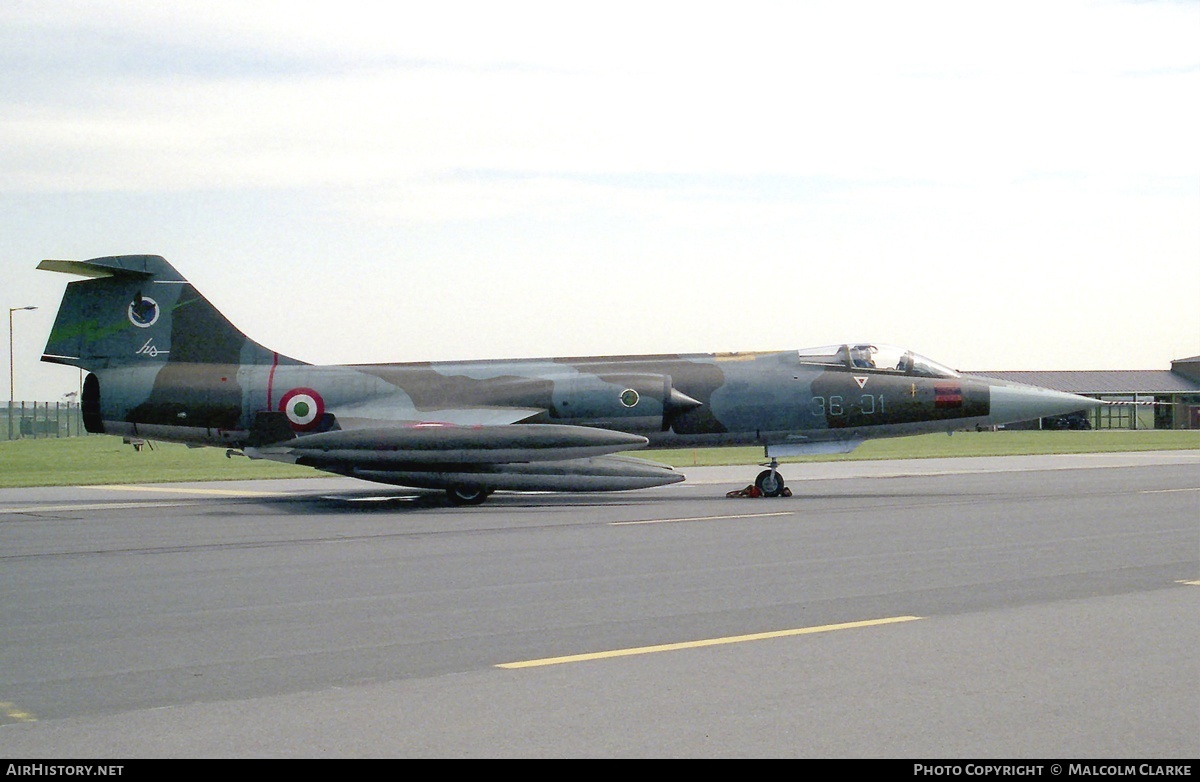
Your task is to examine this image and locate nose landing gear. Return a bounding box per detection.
[728,458,791,498]
[754,457,788,497]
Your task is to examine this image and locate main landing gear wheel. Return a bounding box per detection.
[754,469,786,497]
[446,486,492,505]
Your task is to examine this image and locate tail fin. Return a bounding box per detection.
[40,255,301,371]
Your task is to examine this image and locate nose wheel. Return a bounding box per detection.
[754,458,788,497]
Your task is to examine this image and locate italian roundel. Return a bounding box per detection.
[279,388,324,431]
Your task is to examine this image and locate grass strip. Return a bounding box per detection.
[1,430,1197,488]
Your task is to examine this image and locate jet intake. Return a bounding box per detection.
[553,373,701,432]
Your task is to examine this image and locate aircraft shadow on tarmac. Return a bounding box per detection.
[255,483,974,515]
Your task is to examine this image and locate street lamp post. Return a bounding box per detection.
[8,306,38,441]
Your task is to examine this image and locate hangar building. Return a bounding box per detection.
[975,355,1200,430]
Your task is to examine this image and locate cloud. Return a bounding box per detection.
[3,1,1196,196]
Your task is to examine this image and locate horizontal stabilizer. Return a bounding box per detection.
[37,255,184,280]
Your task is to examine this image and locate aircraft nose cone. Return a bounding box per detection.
[988,383,1099,425]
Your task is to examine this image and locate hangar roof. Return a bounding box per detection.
[969,370,1200,395]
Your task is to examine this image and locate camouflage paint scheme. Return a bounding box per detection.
[40,255,1098,503]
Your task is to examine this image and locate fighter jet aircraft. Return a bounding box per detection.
[39,255,1098,504]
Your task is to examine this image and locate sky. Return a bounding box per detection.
[3,0,1198,402]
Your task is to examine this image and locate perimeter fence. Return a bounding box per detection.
[3,402,86,441]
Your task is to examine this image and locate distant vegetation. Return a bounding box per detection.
[0,430,1197,489]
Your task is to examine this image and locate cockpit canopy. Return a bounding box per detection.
[796,344,960,379]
